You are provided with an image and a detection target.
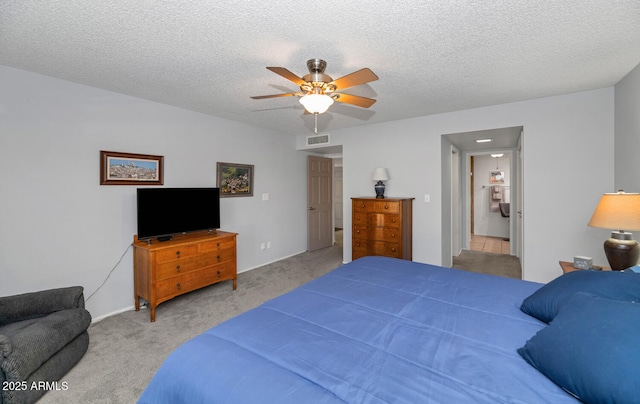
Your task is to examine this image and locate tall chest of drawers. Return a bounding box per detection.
[133,230,237,322]
[352,197,413,261]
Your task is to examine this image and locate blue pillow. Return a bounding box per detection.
[518,293,640,403]
[520,270,640,323]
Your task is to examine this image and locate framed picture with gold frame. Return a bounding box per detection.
[100,151,164,185]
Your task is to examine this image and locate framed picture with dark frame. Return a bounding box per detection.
[217,162,254,197]
[100,150,164,185]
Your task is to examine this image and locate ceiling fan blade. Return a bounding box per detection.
[330,68,378,91]
[266,67,307,86]
[333,93,377,108]
[250,93,299,99]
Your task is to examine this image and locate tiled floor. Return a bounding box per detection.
[470,234,510,254]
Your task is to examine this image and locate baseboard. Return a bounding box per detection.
[91,305,138,324]
[237,250,307,274]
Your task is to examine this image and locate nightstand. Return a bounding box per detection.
[559,261,611,274]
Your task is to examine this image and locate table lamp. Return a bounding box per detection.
[372,168,389,199]
[587,190,640,270]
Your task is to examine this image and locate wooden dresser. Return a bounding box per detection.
[352,197,413,261]
[133,230,237,322]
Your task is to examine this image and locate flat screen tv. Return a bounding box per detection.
[137,188,221,240]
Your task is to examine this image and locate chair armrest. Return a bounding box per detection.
[0,308,91,381]
[0,286,85,327]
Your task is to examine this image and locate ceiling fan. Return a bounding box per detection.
[251,59,379,115]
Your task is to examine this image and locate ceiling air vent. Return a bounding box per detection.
[306,134,330,147]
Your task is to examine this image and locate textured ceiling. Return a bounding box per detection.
[1,1,639,135]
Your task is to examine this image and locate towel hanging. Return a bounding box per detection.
[490,185,503,212]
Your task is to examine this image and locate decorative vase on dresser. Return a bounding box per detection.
[352,197,413,261]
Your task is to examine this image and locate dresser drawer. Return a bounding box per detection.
[155,262,235,300]
[368,241,402,258]
[155,246,235,279]
[352,238,371,258]
[200,238,236,253]
[155,244,200,263]
[156,255,207,280]
[353,213,368,225]
[354,226,401,242]
[369,213,401,228]
[383,242,402,258]
[353,200,400,214]
[352,239,402,259]
[353,213,401,228]
[373,227,401,242]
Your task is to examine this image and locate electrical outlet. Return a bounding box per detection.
[260,243,266,251]
[266,241,271,249]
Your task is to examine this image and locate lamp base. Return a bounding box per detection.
[604,231,640,270]
[374,181,386,199]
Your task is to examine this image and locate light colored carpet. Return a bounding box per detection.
[38,240,343,404]
[452,250,522,279]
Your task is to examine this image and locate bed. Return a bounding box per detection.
[139,256,640,403]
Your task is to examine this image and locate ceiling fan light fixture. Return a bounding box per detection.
[299,93,334,114]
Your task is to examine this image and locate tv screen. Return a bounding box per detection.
[137,188,221,239]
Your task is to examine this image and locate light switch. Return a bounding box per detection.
[424,194,430,203]
[262,193,269,201]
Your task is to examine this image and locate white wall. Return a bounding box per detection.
[300,87,615,284]
[473,154,510,238]
[0,66,309,320]
[615,62,640,192]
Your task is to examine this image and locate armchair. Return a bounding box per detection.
[0,287,91,404]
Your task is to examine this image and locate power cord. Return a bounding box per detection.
[85,243,133,303]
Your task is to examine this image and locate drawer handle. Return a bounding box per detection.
[391,233,396,238]
[356,229,360,234]
[391,247,396,252]
[176,265,181,273]
[392,219,397,223]
[217,255,221,262]
[176,251,180,257]
[356,215,361,220]
[217,242,220,249]
[356,243,361,247]
[384,205,389,209]
[176,282,181,290]
[361,204,365,208]
[217,270,221,277]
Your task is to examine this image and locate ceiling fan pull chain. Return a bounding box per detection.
[314,113,318,134]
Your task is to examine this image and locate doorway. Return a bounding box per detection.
[469,153,511,255]
[307,155,333,251]
[306,152,344,252]
[442,126,524,276]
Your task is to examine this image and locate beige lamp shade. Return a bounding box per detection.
[372,168,390,181]
[588,191,640,231]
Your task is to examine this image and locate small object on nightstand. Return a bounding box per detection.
[573,256,593,269]
[560,261,611,274]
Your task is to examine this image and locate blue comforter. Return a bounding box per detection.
[139,256,577,403]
